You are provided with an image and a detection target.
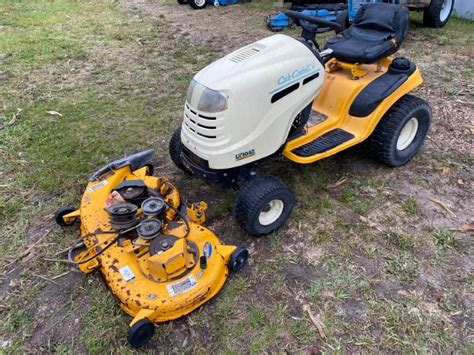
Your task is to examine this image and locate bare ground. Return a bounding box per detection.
[0,0,473,353]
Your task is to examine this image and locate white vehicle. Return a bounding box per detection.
[169,4,432,235]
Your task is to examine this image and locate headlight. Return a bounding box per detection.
[186,79,196,103]
[186,79,227,113]
[198,87,228,113]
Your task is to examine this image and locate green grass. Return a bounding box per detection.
[1,0,473,353]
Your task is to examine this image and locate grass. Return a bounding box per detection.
[1,0,473,353]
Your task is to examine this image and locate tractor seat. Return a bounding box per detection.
[325,3,409,64]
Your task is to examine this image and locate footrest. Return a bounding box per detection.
[292,129,355,157]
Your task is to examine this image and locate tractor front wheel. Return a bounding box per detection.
[234,176,294,236]
[169,127,189,173]
[365,94,431,167]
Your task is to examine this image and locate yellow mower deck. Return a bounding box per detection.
[61,164,240,329]
[283,58,423,163]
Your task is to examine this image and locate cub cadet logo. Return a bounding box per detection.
[235,149,255,161]
[278,64,316,86]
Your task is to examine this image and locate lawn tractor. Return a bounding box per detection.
[169,3,432,235]
[54,150,248,348]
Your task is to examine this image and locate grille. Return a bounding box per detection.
[229,47,261,63]
[184,104,220,140]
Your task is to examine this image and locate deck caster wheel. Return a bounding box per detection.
[169,127,190,173]
[228,247,249,272]
[189,0,207,9]
[365,94,431,167]
[234,176,294,236]
[54,206,77,226]
[127,318,155,348]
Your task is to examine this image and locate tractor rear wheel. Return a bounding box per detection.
[234,176,294,236]
[365,94,431,167]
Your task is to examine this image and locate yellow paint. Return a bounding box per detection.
[67,165,237,325]
[283,58,423,164]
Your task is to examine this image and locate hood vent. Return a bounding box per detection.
[229,47,261,63]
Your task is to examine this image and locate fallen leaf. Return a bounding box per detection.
[359,215,378,228]
[303,304,327,340]
[7,108,22,126]
[441,166,450,176]
[327,177,347,188]
[46,110,63,117]
[428,196,456,218]
[453,223,474,233]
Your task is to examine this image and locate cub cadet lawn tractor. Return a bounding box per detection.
[169,3,432,235]
[54,149,248,348]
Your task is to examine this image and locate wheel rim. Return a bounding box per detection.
[440,0,453,22]
[258,199,284,226]
[195,0,206,6]
[397,117,419,151]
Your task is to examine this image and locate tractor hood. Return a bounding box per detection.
[194,34,317,91]
[182,34,325,170]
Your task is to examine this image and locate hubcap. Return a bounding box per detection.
[397,117,419,151]
[258,199,284,226]
[195,0,206,6]
[440,0,452,22]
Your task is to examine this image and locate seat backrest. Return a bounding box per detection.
[351,3,409,44]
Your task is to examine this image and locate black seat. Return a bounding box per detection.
[325,3,409,64]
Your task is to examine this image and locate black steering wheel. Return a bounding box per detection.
[284,10,343,32]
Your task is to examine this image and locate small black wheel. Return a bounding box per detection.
[365,94,431,167]
[228,247,249,272]
[127,318,155,348]
[423,0,454,28]
[177,0,188,4]
[189,0,207,9]
[54,206,77,226]
[169,127,189,173]
[234,176,294,236]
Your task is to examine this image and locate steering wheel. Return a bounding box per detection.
[284,10,343,32]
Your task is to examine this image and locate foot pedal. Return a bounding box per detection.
[292,129,354,157]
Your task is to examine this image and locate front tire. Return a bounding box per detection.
[234,176,294,236]
[423,0,454,28]
[169,127,188,172]
[189,0,207,9]
[365,95,431,167]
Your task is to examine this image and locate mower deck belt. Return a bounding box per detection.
[292,128,354,157]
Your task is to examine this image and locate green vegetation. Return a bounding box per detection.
[1,0,472,353]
